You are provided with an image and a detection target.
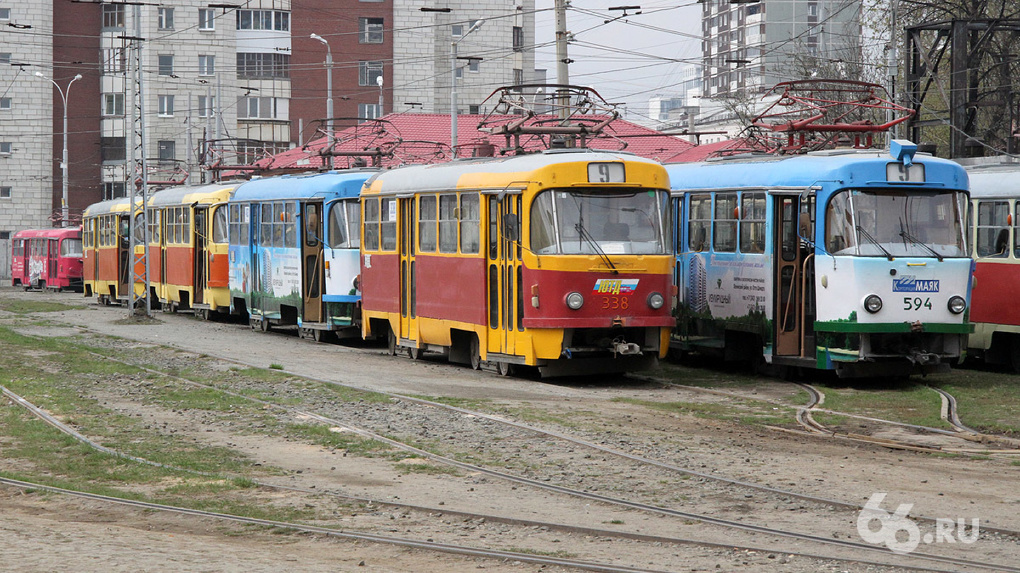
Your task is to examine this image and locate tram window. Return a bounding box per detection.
[182,209,191,244]
[61,238,83,257]
[419,195,437,252]
[149,209,161,244]
[346,201,360,249]
[134,213,145,244]
[328,203,347,248]
[488,196,499,259]
[261,203,273,246]
[688,194,711,251]
[713,193,737,252]
[460,193,480,254]
[380,198,397,251]
[976,200,1009,257]
[439,194,458,253]
[364,198,380,250]
[284,202,297,247]
[303,204,319,247]
[739,192,765,253]
[228,205,238,245]
[825,192,856,254]
[1015,201,1020,258]
[212,207,227,244]
[240,205,249,246]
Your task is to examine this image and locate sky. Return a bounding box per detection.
[533,1,703,122]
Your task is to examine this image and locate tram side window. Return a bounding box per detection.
[182,208,191,244]
[346,201,360,249]
[61,238,83,257]
[688,194,711,251]
[439,194,458,253]
[148,209,160,244]
[713,193,737,252]
[1014,200,1020,258]
[825,192,857,254]
[364,198,379,251]
[212,206,227,243]
[380,198,397,251]
[739,192,765,253]
[976,200,1009,257]
[228,204,238,245]
[328,202,347,248]
[460,193,480,254]
[261,203,273,246]
[240,204,249,246]
[284,202,296,247]
[419,195,437,252]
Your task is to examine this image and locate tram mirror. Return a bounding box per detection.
[502,214,520,241]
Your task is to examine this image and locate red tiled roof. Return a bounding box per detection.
[233,113,694,175]
[662,138,763,163]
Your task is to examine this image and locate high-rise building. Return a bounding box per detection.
[0,1,534,279]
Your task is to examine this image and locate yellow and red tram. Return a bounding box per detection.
[82,197,141,305]
[147,183,238,317]
[359,149,675,376]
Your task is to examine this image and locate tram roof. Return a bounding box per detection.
[363,149,664,195]
[665,148,968,192]
[82,196,143,217]
[963,162,1020,198]
[231,170,377,202]
[12,227,81,240]
[149,182,243,207]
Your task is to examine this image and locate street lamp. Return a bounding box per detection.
[35,71,82,227]
[310,33,333,137]
[451,19,484,158]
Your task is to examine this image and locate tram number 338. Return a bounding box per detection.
[903,297,933,311]
[602,297,629,310]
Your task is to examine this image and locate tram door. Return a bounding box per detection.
[118,215,131,299]
[773,195,807,356]
[301,202,324,323]
[486,194,522,356]
[398,198,417,343]
[48,238,58,282]
[194,207,208,305]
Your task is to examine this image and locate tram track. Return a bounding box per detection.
[5,331,1018,573]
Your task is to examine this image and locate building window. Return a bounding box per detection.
[358,103,381,122]
[513,26,524,52]
[0,53,9,64]
[468,59,479,73]
[158,95,174,116]
[102,4,124,29]
[236,53,290,79]
[238,96,280,119]
[455,66,462,80]
[103,48,126,73]
[359,17,383,43]
[513,68,523,86]
[198,55,215,76]
[0,9,10,20]
[468,105,479,114]
[198,95,215,118]
[102,93,124,116]
[358,61,383,86]
[0,142,11,155]
[236,9,289,31]
[158,54,174,76]
[0,186,11,199]
[101,137,126,162]
[103,182,126,200]
[198,8,215,30]
[0,97,10,110]
[158,7,174,30]
[158,140,176,162]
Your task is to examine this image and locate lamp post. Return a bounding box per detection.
[451,20,484,158]
[35,71,82,227]
[310,33,333,137]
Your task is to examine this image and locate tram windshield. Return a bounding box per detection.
[825,189,967,258]
[530,188,670,255]
[60,238,83,257]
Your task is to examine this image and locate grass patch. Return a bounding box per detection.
[269,363,284,370]
[0,299,76,314]
[811,381,949,430]
[652,356,763,389]
[928,369,1020,434]
[394,461,461,476]
[284,423,394,457]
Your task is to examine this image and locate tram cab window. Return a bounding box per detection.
[828,189,967,257]
[60,238,83,257]
[976,200,1010,257]
[212,206,227,244]
[529,188,669,255]
[688,194,711,252]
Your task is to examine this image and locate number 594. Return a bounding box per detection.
[903,297,932,311]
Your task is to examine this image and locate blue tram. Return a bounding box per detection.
[227,170,375,340]
[666,141,973,377]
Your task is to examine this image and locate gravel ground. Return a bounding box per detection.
[1,287,1018,572]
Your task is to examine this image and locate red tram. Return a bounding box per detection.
[10,227,84,291]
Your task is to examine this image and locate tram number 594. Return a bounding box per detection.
[903,297,932,311]
[602,297,629,310]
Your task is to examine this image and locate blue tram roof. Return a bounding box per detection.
[231,170,377,202]
[665,148,968,193]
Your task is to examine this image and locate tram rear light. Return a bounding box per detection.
[864,294,883,314]
[565,292,584,310]
[647,292,665,309]
[948,295,967,314]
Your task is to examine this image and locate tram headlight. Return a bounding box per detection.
[565,292,584,310]
[647,292,665,309]
[864,294,883,314]
[948,295,967,314]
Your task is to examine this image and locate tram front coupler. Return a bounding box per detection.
[612,337,642,356]
[907,349,940,366]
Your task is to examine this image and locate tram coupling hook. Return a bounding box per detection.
[612,337,642,356]
[908,350,940,366]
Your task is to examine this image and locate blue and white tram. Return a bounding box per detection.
[666,141,973,377]
[227,170,375,340]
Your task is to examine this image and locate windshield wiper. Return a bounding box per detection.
[575,223,619,274]
[899,229,944,261]
[856,225,894,260]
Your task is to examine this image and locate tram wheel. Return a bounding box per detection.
[408,346,422,360]
[387,329,398,356]
[196,309,209,321]
[260,318,271,333]
[469,336,481,370]
[496,361,514,377]
[312,329,325,343]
